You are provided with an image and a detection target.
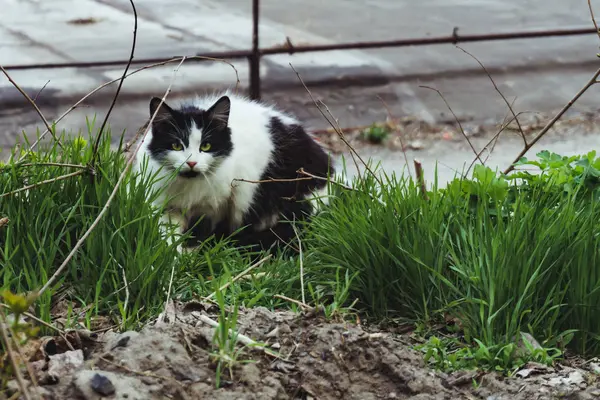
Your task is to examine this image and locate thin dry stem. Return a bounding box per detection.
[420,85,484,165]
[0,304,75,351]
[0,312,32,400]
[589,0,600,42]
[376,95,412,178]
[0,162,88,170]
[467,110,528,175]
[0,170,87,199]
[39,58,188,297]
[232,177,314,186]
[503,67,600,174]
[0,65,63,150]
[273,294,313,311]
[456,45,527,147]
[195,314,281,359]
[413,160,429,201]
[291,223,306,305]
[289,63,383,185]
[205,255,272,300]
[91,0,138,162]
[157,260,176,325]
[33,80,50,102]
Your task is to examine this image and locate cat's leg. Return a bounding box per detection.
[180,213,223,251]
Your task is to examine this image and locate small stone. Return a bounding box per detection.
[408,140,424,150]
[47,350,84,382]
[91,373,116,396]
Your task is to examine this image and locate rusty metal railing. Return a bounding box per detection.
[2,0,598,100]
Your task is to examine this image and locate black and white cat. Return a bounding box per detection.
[133,91,335,252]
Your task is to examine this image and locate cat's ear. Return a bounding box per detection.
[149,97,175,120]
[206,96,231,126]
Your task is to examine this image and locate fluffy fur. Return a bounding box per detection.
[133,91,335,252]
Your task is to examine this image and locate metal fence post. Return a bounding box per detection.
[249,0,261,100]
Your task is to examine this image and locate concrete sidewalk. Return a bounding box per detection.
[0,0,397,107]
[2,0,599,120]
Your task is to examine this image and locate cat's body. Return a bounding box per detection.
[133,91,335,252]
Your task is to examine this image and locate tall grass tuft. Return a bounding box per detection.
[307,159,600,357]
[0,127,182,329]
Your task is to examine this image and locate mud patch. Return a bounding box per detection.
[5,302,600,399]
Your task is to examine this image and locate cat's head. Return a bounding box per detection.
[146,96,233,178]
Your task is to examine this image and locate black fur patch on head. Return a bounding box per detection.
[147,96,234,165]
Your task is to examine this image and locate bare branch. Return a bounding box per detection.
[376,94,412,178]
[456,45,527,147]
[420,85,485,165]
[0,312,33,400]
[0,65,63,150]
[39,58,188,296]
[289,63,383,186]
[503,67,600,174]
[232,176,314,186]
[205,255,272,300]
[33,80,51,102]
[589,0,600,42]
[91,0,138,162]
[0,170,87,199]
[0,162,88,171]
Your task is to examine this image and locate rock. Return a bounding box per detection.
[104,331,139,352]
[91,373,116,396]
[47,349,84,382]
[74,370,151,400]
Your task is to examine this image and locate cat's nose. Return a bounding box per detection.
[186,161,197,168]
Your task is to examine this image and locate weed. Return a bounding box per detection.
[209,275,253,388]
[360,123,391,144]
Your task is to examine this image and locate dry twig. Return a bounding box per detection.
[420,85,484,165]
[503,1,600,174]
[0,312,32,400]
[503,68,600,174]
[39,58,188,296]
[0,162,88,171]
[291,223,306,305]
[273,294,313,311]
[91,0,138,162]
[194,313,281,359]
[205,255,272,300]
[0,65,63,150]
[0,170,87,199]
[456,46,527,147]
[376,95,412,178]
[33,80,51,102]
[289,63,383,185]
[589,0,600,42]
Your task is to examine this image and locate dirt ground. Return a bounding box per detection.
[4,301,600,400]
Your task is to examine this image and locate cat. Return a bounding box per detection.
[132,91,335,253]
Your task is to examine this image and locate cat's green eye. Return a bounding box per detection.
[200,142,211,152]
[171,143,183,151]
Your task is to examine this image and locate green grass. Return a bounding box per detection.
[306,156,600,359]
[3,122,600,375]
